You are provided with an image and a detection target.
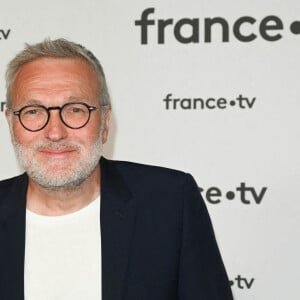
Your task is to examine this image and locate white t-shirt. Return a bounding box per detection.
[24,197,101,300]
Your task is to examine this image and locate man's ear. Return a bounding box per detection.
[101,107,111,144]
[5,108,13,132]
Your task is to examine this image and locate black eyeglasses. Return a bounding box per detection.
[13,102,104,132]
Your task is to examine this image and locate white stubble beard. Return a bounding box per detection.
[11,130,104,191]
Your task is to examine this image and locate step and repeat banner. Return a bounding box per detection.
[0,0,299,299]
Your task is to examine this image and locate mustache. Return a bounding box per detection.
[34,141,83,151]
[13,140,83,152]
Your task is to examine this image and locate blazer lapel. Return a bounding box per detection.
[100,158,137,300]
[0,174,27,300]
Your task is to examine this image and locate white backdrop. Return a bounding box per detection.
[0,1,299,299]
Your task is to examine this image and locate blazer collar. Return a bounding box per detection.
[100,157,137,300]
[0,158,136,300]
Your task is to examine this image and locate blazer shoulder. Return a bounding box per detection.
[0,173,26,187]
[101,157,199,195]
[0,173,27,202]
[104,158,189,180]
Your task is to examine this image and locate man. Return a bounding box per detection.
[0,38,233,300]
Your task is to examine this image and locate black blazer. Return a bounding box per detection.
[0,157,233,300]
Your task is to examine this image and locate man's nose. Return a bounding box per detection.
[44,110,68,141]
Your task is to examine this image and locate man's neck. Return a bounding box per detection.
[26,166,101,216]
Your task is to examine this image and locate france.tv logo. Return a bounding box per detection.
[135,8,300,44]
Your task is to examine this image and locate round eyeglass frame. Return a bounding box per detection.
[12,102,104,132]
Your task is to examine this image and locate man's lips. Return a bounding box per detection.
[39,149,77,157]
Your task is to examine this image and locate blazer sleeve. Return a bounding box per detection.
[178,174,234,299]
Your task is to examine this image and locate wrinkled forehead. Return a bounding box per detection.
[11,57,101,107]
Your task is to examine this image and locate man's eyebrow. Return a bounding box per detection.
[19,97,85,106]
[18,99,43,106]
[67,96,86,101]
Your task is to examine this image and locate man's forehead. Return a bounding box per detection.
[11,57,100,106]
[14,57,98,87]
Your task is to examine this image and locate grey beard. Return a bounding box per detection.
[12,136,103,191]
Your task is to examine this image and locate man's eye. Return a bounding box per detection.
[22,107,45,118]
[25,109,39,115]
[66,105,86,114]
[71,107,83,113]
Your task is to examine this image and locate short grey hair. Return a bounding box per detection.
[5,38,111,109]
